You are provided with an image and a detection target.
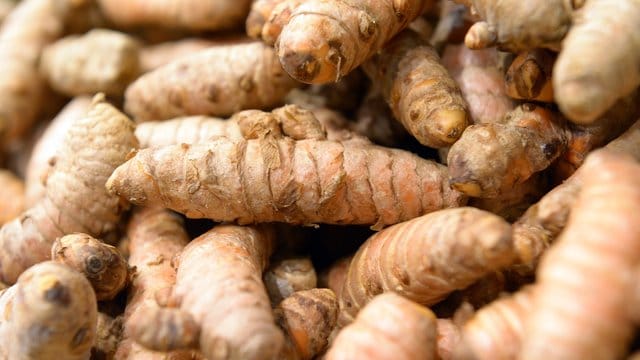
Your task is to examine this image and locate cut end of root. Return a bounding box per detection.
[431,108,469,145]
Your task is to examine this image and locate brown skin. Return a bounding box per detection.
[125,41,299,121]
[40,29,140,97]
[0,169,24,225]
[264,257,317,305]
[554,0,640,124]
[170,225,283,360]
[51,233,129,301]
[0,261,97,360]
[0,0,78,147]
[320,257,351,299]
[448,104,569,198]
[505,49,555,102]
[363,30,469,148]
[457,286,535,360]
[512,119,640,274]
[0,94,138,285]
[115,207,195,360]
[107,137,464,229]
[327,293,438,360]
[441,45,515,125]
[93,312,123,360]
[459,0,575,52]
[276,0,434,84]
[352,89,408,147]
[96,0,252,31]
[261,0,305,45]
[24,96,92,207]
[434,272,506,318]
[521,150,640,360]
[275,288,338,360]
[338,207,515,326]
[246,0,283,38]
[128,305,200,352]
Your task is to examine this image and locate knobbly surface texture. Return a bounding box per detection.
[276,0,434,83]
[0,95,138,285]
[520,150,640,360]
[0,261,97,360]
[363,30,469,148]
[264,257,317,305]
[553,0,640,124]
[51,233,129,301]
[171,225,283,360]
[97,0,253,31]
[125,41,299,121]
[327,293,438,360]
[40,29,140,97]
[338,207,515,325]
[107,137,464,229]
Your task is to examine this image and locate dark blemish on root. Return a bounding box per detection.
[44,281,71,307]
[281,51,320,83]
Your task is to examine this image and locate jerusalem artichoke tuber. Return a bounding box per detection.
[125,41,299,121]
[338,207,514,325]
[276,0,435,83]
[0,261,97,360]
[327,293,438,360]
[362,30,469,148]
[0,95,138,285]
[51,233,129,301]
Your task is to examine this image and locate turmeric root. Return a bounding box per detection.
[247,0,305,44]
[107,136,464,228]
[51,233,129,301]
[327,293,438,360]
[115,207,195,360]
[319,256,351,299]
[165,225,283,359]
[139,38,219,73]
[125,41,299,121]
[441,45,515,125]
[351,89,408,147]
[338,207,514,325]
[24,97,92,207]
[135,116,242,148]
[521,150,640,360]
[247,0,283,38]
[505,49,555,102]
[92,312,123,360]
[0,0,77,146]
[0,95,138,285]
[276,0,435,83]
[459,0,574,52]
[275,288,338,360]
[512,119,640,273]
[448,104,568,197]
[264,257,317,305]
[96,0,252,31]
[457,286,535,360]
[40,29,140,97]
[362,30,469,148]
[0,170,24,225]
[0,0,14,25]
[0,261,97,360]
[553,0,640,124]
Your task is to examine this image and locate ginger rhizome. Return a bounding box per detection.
[0,261,97,360]
[40,29,140,97]
[124,40,299,121]
[275,288,338,360]
[0,95,138,285]
[156,225,283,360]
[521,150,640,359]
[0,170,24,225]
[51,233,129,301]
[327,293,438,360]
[115,207,196,360]
[338,207,514,325]
[448,104,568,198]
[24,96,92,207]
[276,0,434,83]
[0,0,76,147]
[362,30,469,148]
[505,49,555,103]
[458,0,575,52]
[107,135,464,228]
[554,0,640,124]
[264,257,317,305]
[96,0,253,31]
